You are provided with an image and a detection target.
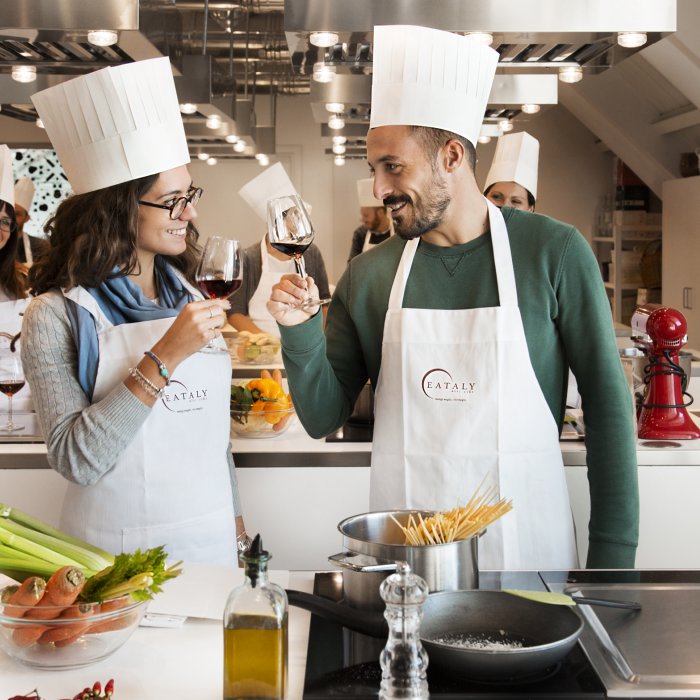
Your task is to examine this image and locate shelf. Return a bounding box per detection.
[604,282,640,291]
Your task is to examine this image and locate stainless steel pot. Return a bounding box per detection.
[329,511,479,611]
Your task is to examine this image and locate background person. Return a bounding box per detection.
[268,25,638,571]
[14,176,48,266]
[483,131,539,212]
[23,57,248,565]
[347,177,394,262]
[229,162,330,336]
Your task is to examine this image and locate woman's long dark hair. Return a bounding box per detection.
[28,173,201,295]
[0,199,27,300]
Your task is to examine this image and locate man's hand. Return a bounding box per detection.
[267,273,321,326]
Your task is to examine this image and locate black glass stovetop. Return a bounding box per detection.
[302,572,606,699]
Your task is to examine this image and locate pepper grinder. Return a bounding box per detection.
[379,561,430,699]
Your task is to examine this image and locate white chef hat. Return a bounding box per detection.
[31,57,189,195]
[357,178,384,208]
[484,131,540,200]
[0,146,14,207]
[238,162,300,221]
[370,25,499,147]
[14,177,35,213]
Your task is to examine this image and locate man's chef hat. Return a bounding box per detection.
[31,57,189,195]
[370,25,499,148]
[14,177,35,213]
[484,131,540,200]
[0,146,14,207]
[357,178,384,208]
[239,162,300,221]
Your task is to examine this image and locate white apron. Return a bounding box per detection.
[361,228,392,253]
[60,278,237,565]
[370,200,578,571]
[248,239,295,337]
[0,297,33,412]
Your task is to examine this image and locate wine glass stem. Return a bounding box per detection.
[7,394,12,427]
[294,255,307,278]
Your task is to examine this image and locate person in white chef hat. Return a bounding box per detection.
[483,131,539,212]
[14,176,48,266]
[22,57,249,564]
[269,25,638,571]
[347,177,393,262]
[230,162,330,337]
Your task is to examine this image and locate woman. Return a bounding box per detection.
[483,131,539,212]
[22,57,248,565]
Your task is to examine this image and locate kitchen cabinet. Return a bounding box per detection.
[593,221,661,324]
[662,176,700,346]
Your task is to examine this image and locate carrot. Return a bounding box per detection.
[260,369,272,379]
[98,596,130,614]
[272,369,283,385]
[54,630,86,647]
[85,596,135,634]
[25,566,85,620]
[37,602,94,644]
[12,624,48,647]
[3,577,46,620]
[273,412,293,432]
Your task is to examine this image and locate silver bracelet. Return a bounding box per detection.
[128,367,164,399]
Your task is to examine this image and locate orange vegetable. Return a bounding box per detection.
[12,625,48,647]
[3,577,46,620]
[25,566,85,620]
[37,602,94,644]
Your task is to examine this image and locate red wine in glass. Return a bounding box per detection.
[269,241,312,258]
[0,380,25,397]
[197,278,242,300]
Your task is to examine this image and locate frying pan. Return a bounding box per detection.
[287,588,586,680]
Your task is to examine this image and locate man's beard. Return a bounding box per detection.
[384,177,450,240]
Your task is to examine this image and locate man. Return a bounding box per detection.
[347,177,393,262]
[268,25,638,571]
[14,176,47,265]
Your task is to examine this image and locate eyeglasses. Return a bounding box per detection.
[0,218,16,233]
[139,186,203,220]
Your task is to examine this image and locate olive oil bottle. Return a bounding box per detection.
[223,534,288,700]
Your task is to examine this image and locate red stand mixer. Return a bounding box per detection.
[631,304,700,440]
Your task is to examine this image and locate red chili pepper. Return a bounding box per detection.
[105,679,115,697]
[92,681,102,695]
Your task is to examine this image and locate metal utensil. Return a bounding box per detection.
[503,589,642,611]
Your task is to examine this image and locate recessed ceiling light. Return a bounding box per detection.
[465,32,493,46]
[334,155,346,166]
[180,103,198,115]
[558,66,583,84]
[313,62,336,83]
[499,119,514,133]
[310,31,339,48]
[325,102,345,113]
[477,135,491,144]
[225,134,239,144]
[332,143,346,155]
[255,153,270,166]
[87,30,118,47]
[12,65,36,83]
[521,103,541,114]
[328,114,345,130]
[198,152,210,161]
[206,114,222,130]
[233,140,246,153]
[617,31,647,49]
[331,135,347,145]
[35,118,45,129]
[206,157,218,166]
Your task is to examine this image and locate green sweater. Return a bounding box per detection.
[280,207,639,568]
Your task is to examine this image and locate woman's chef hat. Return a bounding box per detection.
[0,146,14,206]
[370,25,499,147]
[357,178,384,208]
[239,162,301,221]
[31,57,189,195]
[484,131,540,200]
[14,177,35,212]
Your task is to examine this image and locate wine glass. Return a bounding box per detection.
[0,348,26,432]
[267,194,331,310]
[195,236,243,353]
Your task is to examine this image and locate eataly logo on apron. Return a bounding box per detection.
[161,379,209,413]
[421,369,477,402]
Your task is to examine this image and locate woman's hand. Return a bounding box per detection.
[266,273,320,326]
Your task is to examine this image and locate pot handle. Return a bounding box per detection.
[328,551,402,573]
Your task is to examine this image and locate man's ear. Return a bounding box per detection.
[442,138,465,173]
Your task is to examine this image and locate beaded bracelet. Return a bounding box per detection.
[144,350,170,384]
[128,367,164,400]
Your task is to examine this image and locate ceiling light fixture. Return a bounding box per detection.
[499,119,514,133]
[325,102,345,113]
[331,135,347,145]
[197,152,210,161]
[332,143,346,155]
[12,65,36,83]
[558,65,583,84]
[313,62,336,83]
[233,140,246,153]
[87,30,118,47]
[465,32,494,46]
[255,153,270,166]
[521,103,541,114]
[206,157,218,166]
[206,114,222,130]
[334,155,346,166]
[328,114,345,130]
[225,134,239,144]
[617,31,647,48]
[180,103,198,115]
[310,31,339,48]
[477,135,491,144]
[35,118,45,129]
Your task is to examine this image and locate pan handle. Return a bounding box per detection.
[328,551,402,573]
[286,589,388,638]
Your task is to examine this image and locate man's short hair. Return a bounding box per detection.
[409,126,477,172]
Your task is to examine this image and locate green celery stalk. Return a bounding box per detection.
[0,517,112,572]
[0,543,36,561]
[0,525,84,568]
[0,557,91,583]
[0,503,115,563]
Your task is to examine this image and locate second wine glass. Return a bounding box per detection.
[195,236,243,353]
[267,194,331,310]
[0,349,26,433]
